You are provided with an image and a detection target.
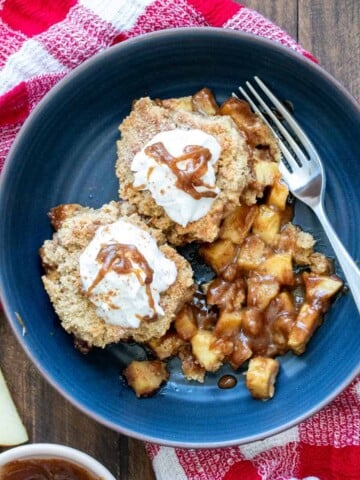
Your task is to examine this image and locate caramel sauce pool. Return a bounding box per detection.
[0,458,100,480]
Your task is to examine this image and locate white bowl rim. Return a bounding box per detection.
[0,443,116,480]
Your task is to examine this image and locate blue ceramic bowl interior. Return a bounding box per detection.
[0,28,359,447]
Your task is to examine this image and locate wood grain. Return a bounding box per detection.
[0,314,124,479]
[0,2,358,479]
[299,0,360,101]
[243,0,298,39]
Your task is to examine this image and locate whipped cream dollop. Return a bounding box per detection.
[131,129,221,227]
[79,219,177,328]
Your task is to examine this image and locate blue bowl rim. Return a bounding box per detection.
[0,27,359,448]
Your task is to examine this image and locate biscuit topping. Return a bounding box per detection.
[79,220,177,328]
[131,129,221,227]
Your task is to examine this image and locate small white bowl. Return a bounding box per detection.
[0,443,116,480]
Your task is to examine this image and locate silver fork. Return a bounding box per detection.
[236,76,360,314]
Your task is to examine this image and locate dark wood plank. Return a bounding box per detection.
[299,0,360,101]
[0,312,122,478]
[127,438,155,480]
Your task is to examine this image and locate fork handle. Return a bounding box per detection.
[313,203,360,314]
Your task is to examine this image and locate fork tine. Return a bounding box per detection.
[278,158,295,180]
[254,76,318,159]
[275,138,303,174]
[244,81,309,166]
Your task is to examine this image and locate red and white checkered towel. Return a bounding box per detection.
[0,1,359,479]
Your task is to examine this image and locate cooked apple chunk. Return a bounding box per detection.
[288,273,343,355]
[253,160,279,188]
[252,205,281,245]
[247,276,280,310]
[191,87,218,115]
[214,311,243,338]
[268,292,296,350]
[256,253,294,285]
[220,205,258,245]
[304,273,343,306]
[191,330,225,372]
[123,360,169,398]
[267,177,289,210]
[288,303,321,355]
[228,338,253,370]
[240,307,264,337]
[174,305,198,340]
[237,234,270,271]
[200,239,238,275]
[246,356,279,400]
[217,97,280,160]
[206,277,245,312]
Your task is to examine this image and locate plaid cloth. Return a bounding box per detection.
[1,1,359,479]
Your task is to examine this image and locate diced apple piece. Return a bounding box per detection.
[0,368,28,446]
[215,311,243,338]
[213,337,235,357]
[200,239,238,275]
[287,303,321,355]
[252,205,281,245]
[247,276,280,310]
[218,97,257,131]
[218,98,278,156]
[123,360,169,398]
[191,88,218,115]
[206,278,245,312]
[48,204,82,231]
[228,338,253,369]
[147,331,184,360]
[240,307,264,337]
[237,234,270,271]
[220,205,258,245]
[267,177,289,210]
[191,330,224,372]
[256,253,294,285]
[304,273,343,307]
[254,160,279,187]
[174,305,198,340]
[266,292,296,351]
[277,291,295,313]
[246,356,279,400]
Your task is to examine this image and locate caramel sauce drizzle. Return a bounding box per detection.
[145,142,217,200]
[87,243,156,315]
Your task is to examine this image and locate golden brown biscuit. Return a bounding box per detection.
[116,97,252,245]
[40,201,195,348]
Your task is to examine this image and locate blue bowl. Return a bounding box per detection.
[0,28,359,447]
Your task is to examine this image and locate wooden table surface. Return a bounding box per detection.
[0,1,359,479]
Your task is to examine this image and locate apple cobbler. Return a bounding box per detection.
[40,87,343,401]
[119,89,342,400]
